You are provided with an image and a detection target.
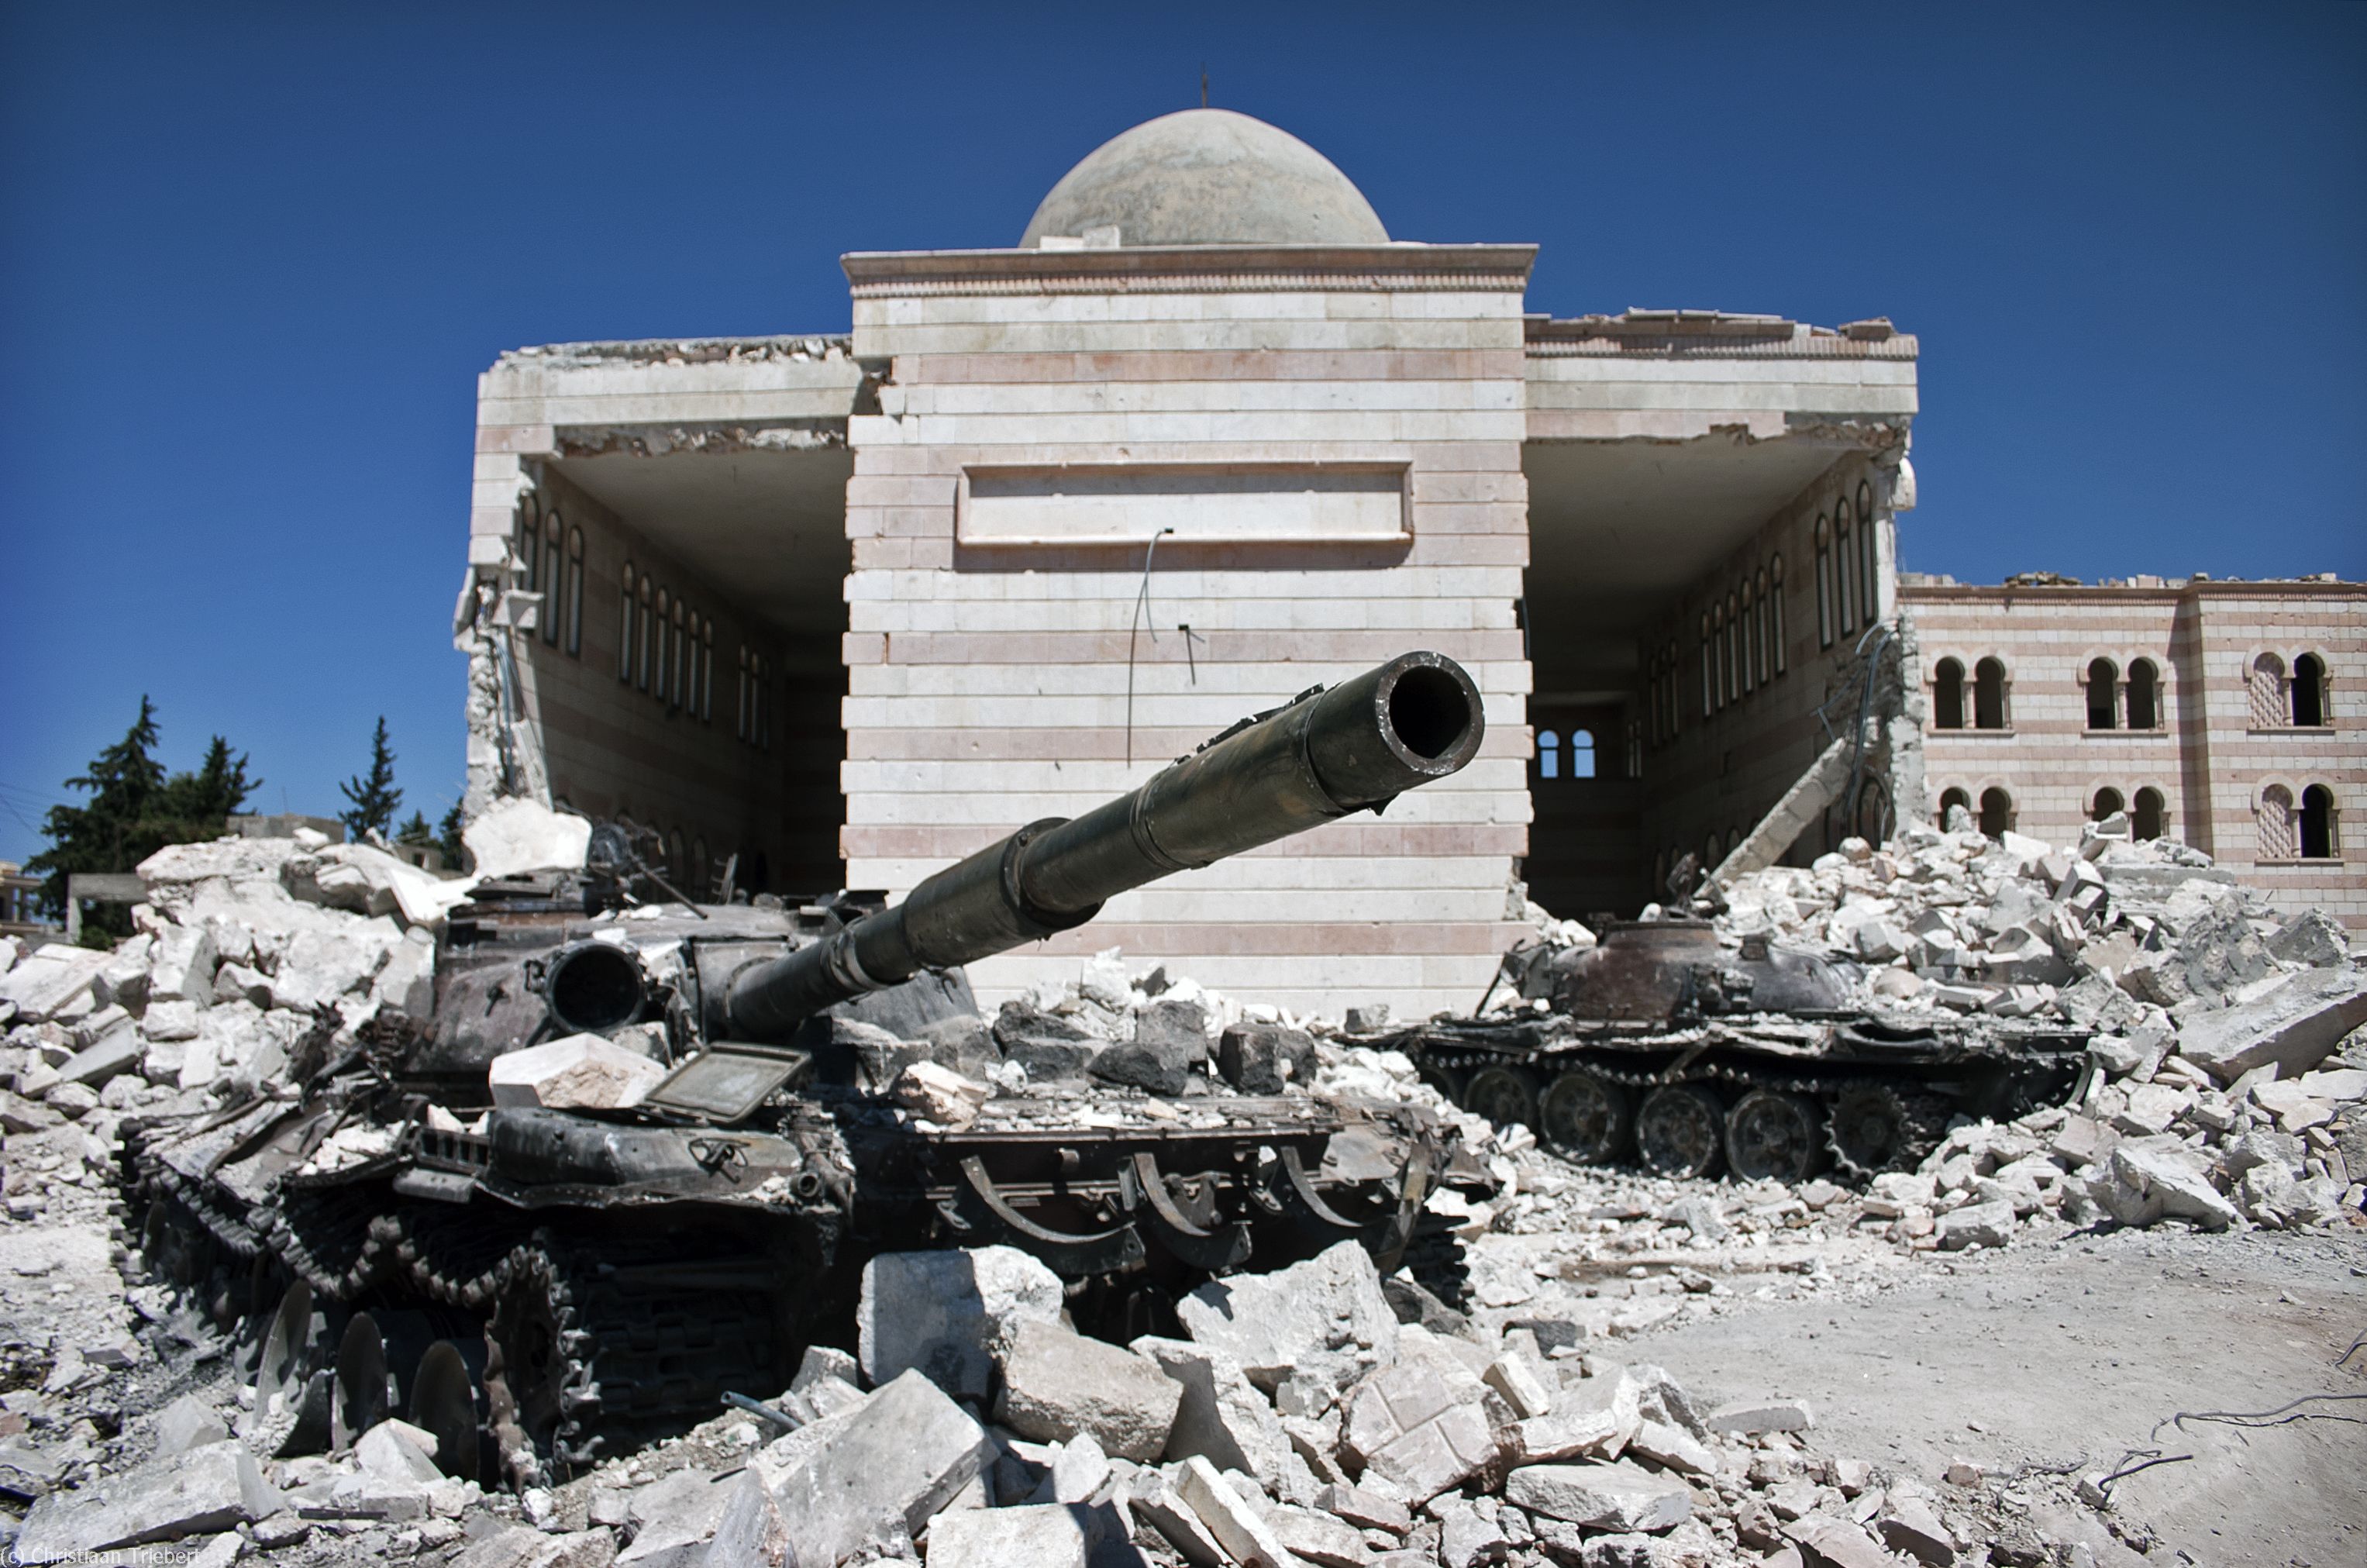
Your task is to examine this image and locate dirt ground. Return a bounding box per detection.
[1632,1227,2367,1567]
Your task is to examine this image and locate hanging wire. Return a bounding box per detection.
[1125,528,1175,767]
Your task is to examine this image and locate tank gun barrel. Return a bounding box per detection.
[725,650,1486,1040]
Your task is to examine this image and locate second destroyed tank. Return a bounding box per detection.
[129,653,1496,1489]
[1378,918,2092,1184]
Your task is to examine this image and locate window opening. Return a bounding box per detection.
[701,625,715,722]
[2090,787,2125,821]
[542,518,563,645]
[1978,786,2014,839]
[2248,653,2286,729]
[1834,498,1855,636]
[1814,516,1833,649]
[2299,784,2335,858]
[1700,615,1713,718]
[1769,557,1786,673]
[736,648,750,741]
[671,604,687,709]
[1934,658,1966,729]
[2125,659,2159,729]
[2293,653,2327,727]
[618,564,636,683]
[1938,785,1972,832]
[2133,787,2165,842]
[636,581,653,692]
[2086,658,2119,731]
[1537,729,1560,780]
[1739,581,1756,694]
[1857,481,1879,623]
[1570,729,1596,779]
[1725,594,1741,703]
[1711,605,1728,711]
[1974,657,2007,730]
[566,529,584,657]
[2256,784,2296,860]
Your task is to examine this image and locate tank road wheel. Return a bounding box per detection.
[1635,1085,1725,1179]
[1723,1091,1825,1184]
[1537,1072,1634,1166]
[411,1340,486,1484]
[332,1313,391,1450]
[1463,1066,1542,1132]
[1826,1083,1944,1178]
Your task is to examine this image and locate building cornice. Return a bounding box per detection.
[1900,581,2362,604]
[841,243,1538,297]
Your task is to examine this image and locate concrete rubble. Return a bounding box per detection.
[0,812,2358,1565]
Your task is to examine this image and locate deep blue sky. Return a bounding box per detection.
[4,2,2362,865]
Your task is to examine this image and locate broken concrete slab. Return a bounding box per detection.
[463,796,591,879]
[890,1060,988,1128]
[1216,1021,1318,1094]
[14,1437,285,1560]
[857,1245,1063,1399]
[616,1468,736,1566]
[925,1503,1106,1568]
[1173,1455,1294,1568]
[2176,968,2367,1082]
[1936,1199,2016,1250]
[1176,1239,1397,1388]
[1504,1459,1693,1533]
[488,1033,664,1111]
[1269,1501,1371,1567]
[995,1318,1183,1462]
[770,1368,991,1566]
[1128,1468,1229,1568]
[697,1471,791,1568]
[1132,1335,1293,1485]
[1338,1362,1498,1502]
[153,1393,229,1458]
[2108,1143,2241,1231]
[1315,1479,1411,1535]
[1704,1400,1814,1435]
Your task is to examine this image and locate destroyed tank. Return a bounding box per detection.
[1378,918,2091,1185]
[126,652,1494,1490]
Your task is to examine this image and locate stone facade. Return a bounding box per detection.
[1903,574,2365,928]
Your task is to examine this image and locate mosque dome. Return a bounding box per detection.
[1020,109,1390,248]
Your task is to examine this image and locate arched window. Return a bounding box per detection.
[2299,785,2335,858]
[565,529,584,657]
[2256,784,2296,860]
[1933,658,1966,729]
[542,516,563,646]
[701,622,715,722]
[1978,786,2014,839]
[1834,498,1855,636]
[618,563,636,684]
[1769,557,1786,673]
[637,581,653,691]
[2090,787,2125,821]
[1537,729,1561,780]
[1739,581,1756,694]
[2249,653,2286,729]
[1571,729,1597,779]
[2133,787,2166,842]
[2125,658,2159,729]
[653,589,671,700]
[2086,657,2119,731]
[1814,516,1834,649]
[1754,569,1772,681]
[671,602,687,708]
[517,498,539,592]
[1700,614,1714,718]
[2293,653,2328,727]
[1938,786,1972,832]
[736,647,750,740]
[1857,480,1879,624]
[1711,604,1728,710]
[1732,597,1751,705]
[1973,657,2008,730]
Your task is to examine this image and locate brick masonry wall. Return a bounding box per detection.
[1904,581,2366,929]
[842,251,1538,1017]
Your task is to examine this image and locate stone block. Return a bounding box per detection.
[1937,1200,2015,1250]
[15,1438,284,1559]
[1628,1418,1716,1475]
[1315,1479,1411,1534]
[1504,1459,1692,1532]
[791,1343,860,1392]
[2109,1144,2240,1231]
[927,1503,1117,1568]
[488,1034,664,1111]
[463,796,591,878]
[993,1003,1099,1079]
[698,1472,791,1568]
[997,1318,1182,1462]
[1132,1335,1293,1484]
[1128,1469,1228,1568]
[1089,1001,1204,1094]
[1215,1022,1318,1094]
[141,999,202,1042]
[1270,1501,1370,1567]
[153,1393,229,1457]
[857,1245,1063,1399]
[616,1467,735,1566]
[2177,969,2367,1082]
[770,1370,991,1566]
[2267,910,2350,968]
[891,1060,988,1127]
[1878,1497,1958,1566]
[57,1023,143,1091]
[1174,1456,1294,1568]
[0,946,109,1022]
[1483,1354,1552,1418]
[358,1421,443,1487]
[1704,1399,1814,1435]
[1338,1363,1497,1502]
[1176,1239,1397,1388]
[1785,1516,1896,1568]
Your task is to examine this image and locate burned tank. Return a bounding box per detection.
[1377,918,2091,1184]
[126,653,1494,1489]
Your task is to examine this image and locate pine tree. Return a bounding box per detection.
[394,811,434,846]
[26,700,260,943]
[338,717,402,841]
[436,803,467,870]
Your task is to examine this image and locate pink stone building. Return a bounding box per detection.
[1902,572,2365,929]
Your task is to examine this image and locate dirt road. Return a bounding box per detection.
[1635,1228,2367,1566]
